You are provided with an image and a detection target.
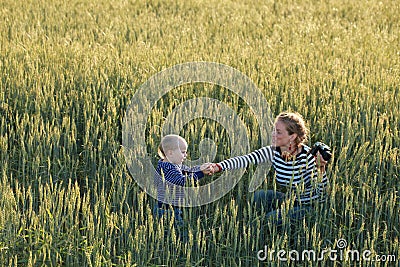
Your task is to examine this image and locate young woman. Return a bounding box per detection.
[212,112,329,225]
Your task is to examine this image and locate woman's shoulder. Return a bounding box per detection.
[252,146,276,156]
[256,145,275,152]
[302,144,312,153]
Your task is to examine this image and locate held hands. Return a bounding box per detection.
[200,163,213,175]
[200,163,223,176]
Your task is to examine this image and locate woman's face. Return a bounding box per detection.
[272,120,297,148]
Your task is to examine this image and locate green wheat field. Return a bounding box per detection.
[0,0,399,266]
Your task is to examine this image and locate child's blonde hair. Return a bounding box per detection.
[158,134,187,159]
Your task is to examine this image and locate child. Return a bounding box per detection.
[154,134,213,226]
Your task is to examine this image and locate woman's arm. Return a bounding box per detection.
[216,146,274,171]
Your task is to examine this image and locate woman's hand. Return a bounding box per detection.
[210,163,222,174]
[316,152,328,172]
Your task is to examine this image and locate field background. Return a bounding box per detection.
[0,0,399,266]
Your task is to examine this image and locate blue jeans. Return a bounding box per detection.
[153,203,188,242]
[253,190,312,226]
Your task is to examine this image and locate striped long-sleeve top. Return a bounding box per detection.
[218,145,328,205]
[155,160,204,207]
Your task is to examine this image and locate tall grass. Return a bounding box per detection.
[0,0,399,266]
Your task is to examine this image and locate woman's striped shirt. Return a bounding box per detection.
[218,145,328,205]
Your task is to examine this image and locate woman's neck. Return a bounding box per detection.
[281,144,302,160]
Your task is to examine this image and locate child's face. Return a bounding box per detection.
[166,140,188,164]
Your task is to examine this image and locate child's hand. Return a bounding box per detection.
[200,163,214,175]
[200,163,223,175]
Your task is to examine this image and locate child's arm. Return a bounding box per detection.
[159,163,193,186]
[179,164,205,181]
